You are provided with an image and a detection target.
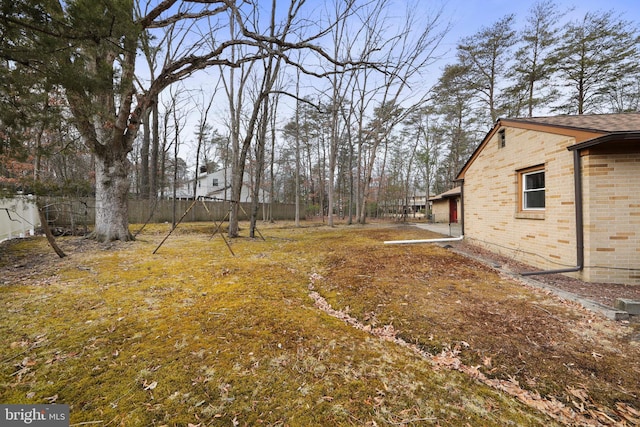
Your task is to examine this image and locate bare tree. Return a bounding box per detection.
[192,89,217,200]
[221,1,332,237]
[352,0,449,224]
[325,0,356,227]
[135,3,168,201]
[1,0,381,241]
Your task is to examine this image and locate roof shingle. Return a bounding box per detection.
[504,112,640,133]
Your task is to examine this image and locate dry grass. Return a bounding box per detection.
[0,221,638,426]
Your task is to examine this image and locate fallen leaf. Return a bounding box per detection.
[567,387,589,403]
[483,356,492,368]
[617,402,640,417]
[143,380,158,390]
[21,357,37,367]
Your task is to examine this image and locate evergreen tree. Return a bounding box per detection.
[457,14,517,123]
[507,0,563,117]
[432,63,479,184]
[552,10,640,114]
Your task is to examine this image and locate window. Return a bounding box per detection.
[212,178,219,187]
[522,169,545,210]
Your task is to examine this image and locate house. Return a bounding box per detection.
[175,167,267,203]
[0,195,40,243]
[410,196,428,216]
[428,186,461,223]
[384,196,428,218]
[455,113,640,285]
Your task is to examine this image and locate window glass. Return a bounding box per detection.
[523,170,545,209]
[525,171,544,190]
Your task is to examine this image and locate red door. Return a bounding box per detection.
[449,198,458,223]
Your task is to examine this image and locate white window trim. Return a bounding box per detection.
[522,170,545,211]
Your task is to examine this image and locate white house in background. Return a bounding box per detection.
[174,167,267,203]
[0,195,40,242]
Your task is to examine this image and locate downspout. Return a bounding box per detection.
[521,149,584,276]
[459,181,465,237]
[384,235,464,245]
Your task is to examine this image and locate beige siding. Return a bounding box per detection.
[431,198,460,223]
[582,153,640,284]
[463,126,640,284]
[463,128,581,278]
[431,200,449,223]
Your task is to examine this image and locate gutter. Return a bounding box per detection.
[521,149,584,276]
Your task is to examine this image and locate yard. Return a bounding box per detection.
[1,222,639,426]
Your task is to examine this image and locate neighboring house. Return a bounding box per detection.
[0,195,40,243]
[456,113,640,285]
[384,196,428,218]
[408,196,428,217]
[428,186,461,223]
[174,167,266,203]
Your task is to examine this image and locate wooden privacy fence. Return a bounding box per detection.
[41,197,296,228]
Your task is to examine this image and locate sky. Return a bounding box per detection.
[166,0,640,165]
[439,0,640,58]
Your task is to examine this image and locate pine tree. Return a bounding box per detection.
[507,0,563,117]
[552,10,640,114]
[457,14,517,123]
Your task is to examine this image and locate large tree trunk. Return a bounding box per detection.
[91,151,134,242]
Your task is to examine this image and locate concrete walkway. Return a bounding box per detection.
[412,222,462,237]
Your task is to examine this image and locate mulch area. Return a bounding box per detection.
[447,240,640,311]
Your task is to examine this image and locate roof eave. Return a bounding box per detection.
[567,131,640,151]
